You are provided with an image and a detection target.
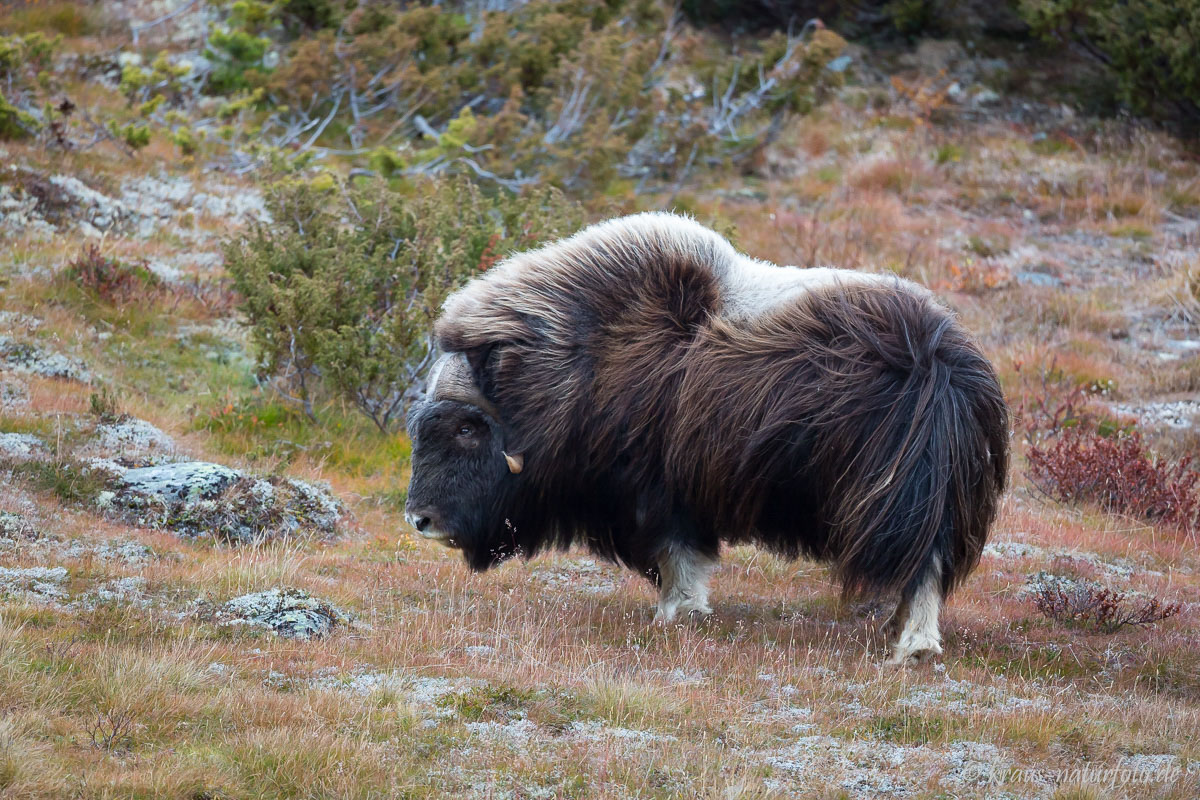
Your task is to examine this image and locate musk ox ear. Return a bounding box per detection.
[503,451,524,474]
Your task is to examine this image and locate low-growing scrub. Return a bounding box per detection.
[59,244,161,306]
[1027,429,1200,535]
[225,175,584,432]
[1022,0,1200,130]
[1029,574,1183,633]
[1010,360,1114,443]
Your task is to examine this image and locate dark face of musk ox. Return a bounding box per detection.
[404,398,513,568]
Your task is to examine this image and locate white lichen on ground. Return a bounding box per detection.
[1110,399,1200,430]
[0,432,47,462]
[0,565,68,602]
[216,588,350,639]
[898,674,1049,713]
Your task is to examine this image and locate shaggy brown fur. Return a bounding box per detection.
[409,212,1008,659]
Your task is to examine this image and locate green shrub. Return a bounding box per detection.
[0,32,57,139]
[681,0,968,36]
[259,0,846,191]
[1019,0,1200,130]
[106,120,151,150]
[206,27,273,94]
[224,175,585,432]
[0,92,37,140]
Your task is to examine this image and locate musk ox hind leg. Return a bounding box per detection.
[886,559,944,666]
[653,543,717,623]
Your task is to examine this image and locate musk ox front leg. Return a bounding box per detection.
[886,561,944,666]
[653,543,717,623]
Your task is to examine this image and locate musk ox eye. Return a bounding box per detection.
[458,424,475,437]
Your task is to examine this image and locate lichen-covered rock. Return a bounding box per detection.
[0,182,58,239]
[55,537,154,566]
[111,461,342,542]
[48,174,135,232]
[0,335,92,382]
[218,588,349,639]
[117,461,240,504]
[119,175,272,236]
[94,418,175,456]
[0,432,47,462]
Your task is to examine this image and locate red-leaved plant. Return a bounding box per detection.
[1027,429,1200,536]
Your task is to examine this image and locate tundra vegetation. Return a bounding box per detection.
[0,0,1199,798]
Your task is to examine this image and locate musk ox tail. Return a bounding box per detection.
[803,285,1009,600]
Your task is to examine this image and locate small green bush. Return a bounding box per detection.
[0,32,57,140]
[0,92,37,140]
[1020,0,1200,130]
[225,175,585,432]
[206,27,273,94]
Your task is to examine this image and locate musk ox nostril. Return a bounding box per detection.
[404,511,432,532]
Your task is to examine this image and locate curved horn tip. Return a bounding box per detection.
[424,352,459,397]
[503,452,524,474]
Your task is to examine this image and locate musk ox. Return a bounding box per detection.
[404,213,1008,664]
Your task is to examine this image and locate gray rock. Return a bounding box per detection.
[119,461,240,504]
[971,88,1002,107]
[95,418,176,456]
[219,588,349,639]
[112,461,342,542]
[1015,271,1062,288]
[0,335,92,382]
[826,55,852,73]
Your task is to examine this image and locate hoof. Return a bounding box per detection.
[654,600,712,625]
[886,635,943,667]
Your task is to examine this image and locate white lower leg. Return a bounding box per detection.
[888,562,944,665]
[654,545,716,623]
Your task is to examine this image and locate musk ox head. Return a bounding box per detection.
[404,352,523,569]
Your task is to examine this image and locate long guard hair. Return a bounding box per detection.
[435,213,1009,601]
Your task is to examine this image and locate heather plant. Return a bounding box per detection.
[1029,574,1183,633]
[225,175,585,432]
[60,244,162,306]
[1027,429,1200,536]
